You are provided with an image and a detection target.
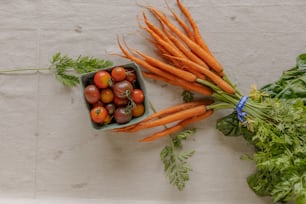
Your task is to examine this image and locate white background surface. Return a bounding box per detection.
[0,0,305,203]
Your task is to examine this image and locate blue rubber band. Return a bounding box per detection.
[236,96,249,122]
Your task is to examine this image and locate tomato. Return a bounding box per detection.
[100,88,114,103]
[111,66,126,81]
[103,114,112,125]
[132,103,145,117]
[126,69,137,83]
[114,107,132,124]
[105,103,116,114]
[113,80,133,99]
[113,97,129,107]
[90,106,108,124]
[131,89,145,104]
[92,100,104,108]
[94,70,111,88]
[84,84,100,104]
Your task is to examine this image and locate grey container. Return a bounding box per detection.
[80,63,149,131]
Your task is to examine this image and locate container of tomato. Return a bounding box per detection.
[80,63,149,130]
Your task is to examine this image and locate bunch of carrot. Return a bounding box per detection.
[114,0,236,142]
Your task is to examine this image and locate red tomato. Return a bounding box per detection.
[113,80,133,99]
[114,107,132,124]
[100,88,114,103]
[90,106,108,124]
[126,69,137,83]
[94,70,111,88]
[84,85,100,104]
[132,103,145,117]
[131,89,145,104]
[111,66,126,81]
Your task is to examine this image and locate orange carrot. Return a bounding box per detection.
[143,72,212,96]
[153,42,181,67]
[133,49,197,82]
[128,105,207,132]
[140,100,212,123]
[172,56,235,94]
[146,6,223,75]
[139,110,213,142]
[164,0,195,41]
[176,0,212,55]
[117,36,184,81]
[140,124,182,142]
[143,25,186,61]
[162,25,208,68]
[117,38,212,95]
[142,11,171,44]
[113,100,212,133]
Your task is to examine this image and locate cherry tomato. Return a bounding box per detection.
[111,66,126,81]
[113,97,129,107]
[126,69,137,83]
[105,103,116,115]
[90,106,108,124]
[92,101,104,108]
[114,107,132,124]
[131,89,145,104]
[132,103,145,117]
[100,88,114,103]
[84,84,100,104]
[103,114,112,125]
[113,80,133,99]
[94,70,111,88]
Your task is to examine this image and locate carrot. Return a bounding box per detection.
[139,100,212,123]
[133,49,197,82]
[153,42,181,67]
[162,25,208,68]
[143,25,187,61]
[141,12,172,44]
[176,0,212,55]
[164,0,195,41]
[143,72,212,96]
[114,100,212,133]
[170,56,235,94]
[139,124,182,142]
[139,109,213,142]
[128,105,207,132]
[146,6,223,75]
[117,38,212,95]
[117,36,184,81]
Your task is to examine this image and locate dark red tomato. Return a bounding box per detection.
[113,80,133,99]
[111,66,126,81]
[94,70,111,88]
[131,89,145,104]
[84,85,100,104]
[92,101,104,108]
[126,69,137,83]
[90,106,108,124]
[114,107,132,124]
[113,97,129,107]
[105,103,116,115]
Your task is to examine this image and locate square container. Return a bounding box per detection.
[80,63,149,130]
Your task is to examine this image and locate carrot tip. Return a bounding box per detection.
[138,138,152,142]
